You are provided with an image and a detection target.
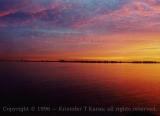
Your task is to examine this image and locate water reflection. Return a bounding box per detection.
[0,62,159,115]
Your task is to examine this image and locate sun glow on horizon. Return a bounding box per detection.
[0,0,160,60]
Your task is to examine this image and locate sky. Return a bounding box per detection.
[0,0,160,61]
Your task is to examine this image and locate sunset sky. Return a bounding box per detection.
[0,0,160,61]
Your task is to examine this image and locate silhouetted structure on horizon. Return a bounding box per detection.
[58,60,160,64]
[0,59,160,64]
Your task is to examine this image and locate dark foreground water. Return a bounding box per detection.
[0,62,160,116]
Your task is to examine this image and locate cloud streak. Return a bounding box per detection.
[0,0,160,60]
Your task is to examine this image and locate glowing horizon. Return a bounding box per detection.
[0,0,160,61]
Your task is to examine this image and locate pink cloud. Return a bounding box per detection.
[72,0,160,34]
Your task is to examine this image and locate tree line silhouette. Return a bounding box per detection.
[1,59,159,64]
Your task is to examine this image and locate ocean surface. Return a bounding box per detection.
[0,62,160,115]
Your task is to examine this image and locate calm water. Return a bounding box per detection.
[0,62,160,115]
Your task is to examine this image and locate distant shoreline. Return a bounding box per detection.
[0,60,160,64]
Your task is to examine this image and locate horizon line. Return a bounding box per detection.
[1,59,160,64]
